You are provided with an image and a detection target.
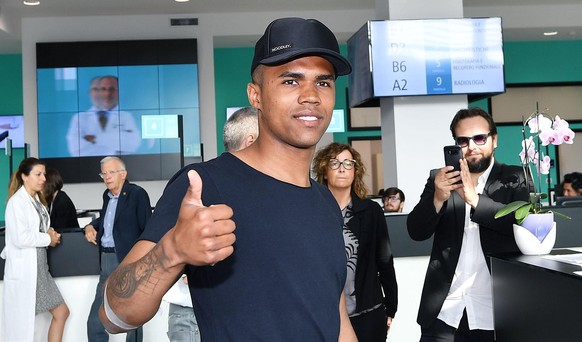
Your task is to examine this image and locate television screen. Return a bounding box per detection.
[348,17,505,107]
[36,39,200,182]
[326,109,346,133]
[0,115,24,149]
[347,23,376,108]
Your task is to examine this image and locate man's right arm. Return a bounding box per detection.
[99,170,236,333]
[408,169,447,241]
[99,237,184,333]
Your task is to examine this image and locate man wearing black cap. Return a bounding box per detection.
[100,17,357,341]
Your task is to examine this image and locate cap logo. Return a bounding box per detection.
[271,44,292,53]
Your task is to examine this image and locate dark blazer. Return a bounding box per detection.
[349,194,398,318]
[91,180,151,262]
[49,190,80,231]
[407,161,530,328]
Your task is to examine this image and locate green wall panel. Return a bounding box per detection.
[504,41,582,84]
[0,54,23,114]
[0,55,24,222]
[213,47,255,155]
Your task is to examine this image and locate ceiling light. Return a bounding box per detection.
[543,31,558,36]
[175,0,190,2]
[23,0,40,5]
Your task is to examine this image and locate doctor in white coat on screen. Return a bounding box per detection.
[66,75,141,157]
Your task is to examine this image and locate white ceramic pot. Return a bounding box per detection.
[513,222,556,255]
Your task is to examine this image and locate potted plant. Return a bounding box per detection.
[494,105,575,254]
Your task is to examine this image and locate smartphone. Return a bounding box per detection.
[444,145,462,184]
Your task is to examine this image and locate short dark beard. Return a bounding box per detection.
[468,154,492,173]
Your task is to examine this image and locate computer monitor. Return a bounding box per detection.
[555,195,582,207]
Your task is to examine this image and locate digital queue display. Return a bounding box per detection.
[371,17,505,96]
[347,17,505,106]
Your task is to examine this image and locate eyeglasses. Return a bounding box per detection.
[98,169,124,179]
[454,133,491,148]
[328,158,357,170]
[386,196,401,202]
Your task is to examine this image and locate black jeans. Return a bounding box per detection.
[349,306,388,342]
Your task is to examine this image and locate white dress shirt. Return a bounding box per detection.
[437,160,495,330]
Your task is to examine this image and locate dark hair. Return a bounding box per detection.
[563,172,582,192]
[312,142,368,199]
[44,168,64,207]
[8,157,47,205]
[449,107,497,138]
[382,187,405,203]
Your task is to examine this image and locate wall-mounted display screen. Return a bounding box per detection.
[348,17,505,107]
[326,109,346,133]
[142,114,181,139]
[0,115,24,149]
[36,39,199,182]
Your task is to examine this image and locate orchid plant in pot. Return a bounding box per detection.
[495,106,575,254]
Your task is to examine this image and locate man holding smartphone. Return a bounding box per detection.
[407,107,532,342]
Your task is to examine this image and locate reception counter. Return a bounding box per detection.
[0,205,579,341]
[0,205,579,275]
[490,248,582,341]
[0,228,99,280]
[386,205,582,257]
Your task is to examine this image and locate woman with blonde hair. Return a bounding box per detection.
[313,142,398,341]
[2,157,69,342]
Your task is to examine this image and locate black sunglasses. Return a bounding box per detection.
[454,133,491,148]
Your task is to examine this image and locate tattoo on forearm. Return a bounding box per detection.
[109,243,172,299]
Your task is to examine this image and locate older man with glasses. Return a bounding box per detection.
[83,156,152,342]
[407,107,532,342]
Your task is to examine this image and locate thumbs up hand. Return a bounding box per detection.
[171,169,236,266]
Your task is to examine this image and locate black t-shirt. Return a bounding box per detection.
[140,153,346,341]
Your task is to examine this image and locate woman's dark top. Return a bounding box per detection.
[49,190,79,231]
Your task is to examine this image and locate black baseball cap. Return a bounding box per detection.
[251,17,352,77]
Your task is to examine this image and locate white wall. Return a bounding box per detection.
[382,96,468,213]
[390,256,429,341]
